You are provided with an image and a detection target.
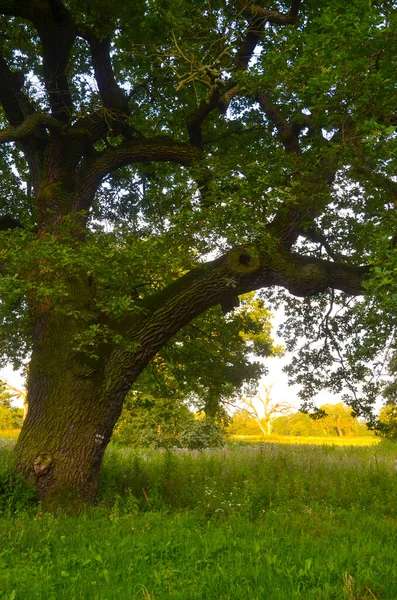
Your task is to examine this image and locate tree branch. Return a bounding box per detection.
[104,244,368,393]
[0,113,63,143]
[0,0,31,18]
[24,0,77,121]
[256,92,301,153]
[301,227,345,262]
[0,54,35,126]
[74,137,202,210]
[235,0,301,70]
[78,28,130,118]
[93,137,201,176]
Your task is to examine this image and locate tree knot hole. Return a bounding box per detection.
[227,247,260,274]
[33,453,53,477]
[239,253,251,266]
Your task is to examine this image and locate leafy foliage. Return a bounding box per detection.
[230,402,371,438]
[0,384,23,430]
[113,394,224,450]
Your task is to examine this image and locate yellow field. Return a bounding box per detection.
[0,429,20,439]
[230,434,380,446]
[0,428,380,447]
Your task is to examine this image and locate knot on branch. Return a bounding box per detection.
[226,246,260,274]
[33,453,53,477]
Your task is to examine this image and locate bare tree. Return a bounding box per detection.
[240,384,292,436]
[0,380,27,419]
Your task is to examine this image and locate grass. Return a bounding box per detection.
[1,439,397,599]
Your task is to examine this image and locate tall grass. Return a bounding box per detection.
[1,440,397,599]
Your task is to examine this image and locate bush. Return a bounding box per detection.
[178,419,225,449]
[113,396,226,450]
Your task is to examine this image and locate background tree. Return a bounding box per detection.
[272,403,371,437]
[239,384,292,435]
[0,0,395,507]
[0,383,24,430]
[317,403,360,438]
[377,403,397,440]
[228,409,262,436]
[272,412,318,437]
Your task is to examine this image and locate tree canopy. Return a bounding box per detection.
[0,0,396,505]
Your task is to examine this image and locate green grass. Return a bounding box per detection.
[1,441,397,599]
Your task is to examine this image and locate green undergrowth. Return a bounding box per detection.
[1,441,397,599]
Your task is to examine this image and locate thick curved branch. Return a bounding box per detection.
[105,244,367,391]
[75,138,202,211]
[0,54,35,126]
[93,137,201,176]
[0,113,63,143]
[79,28,130,117]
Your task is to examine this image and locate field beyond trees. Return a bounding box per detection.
[1,439,397,599]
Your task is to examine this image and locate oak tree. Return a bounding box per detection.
[0,0,395,506]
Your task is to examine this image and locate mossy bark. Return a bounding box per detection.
[14,306,120,508]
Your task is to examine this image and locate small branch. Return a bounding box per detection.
[235,0,301,70]
[303,227,345,262]
[256,92,301,153]
[187,83,226,148]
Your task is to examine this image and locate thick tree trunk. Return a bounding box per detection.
[15,375,116,509]
[14,301,126,508]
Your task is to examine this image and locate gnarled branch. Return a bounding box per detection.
[79,28,130,117]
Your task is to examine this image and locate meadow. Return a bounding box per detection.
[1,438,397,600]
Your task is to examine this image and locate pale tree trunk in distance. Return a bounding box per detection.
[0,379,27,418]
[240,384,292,436]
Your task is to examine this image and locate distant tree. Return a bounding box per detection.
[0,379,27,419]
[318,403,360,437]
[377,404,397,440]
[272,402,369,437]
[239,384,292,436]
[0,383,24,429]
[272,412,318,437]
[228,409,262,436]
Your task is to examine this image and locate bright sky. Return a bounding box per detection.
[259,307,342,412]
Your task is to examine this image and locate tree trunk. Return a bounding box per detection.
[15,375,116,510]
[14,293,126,509]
